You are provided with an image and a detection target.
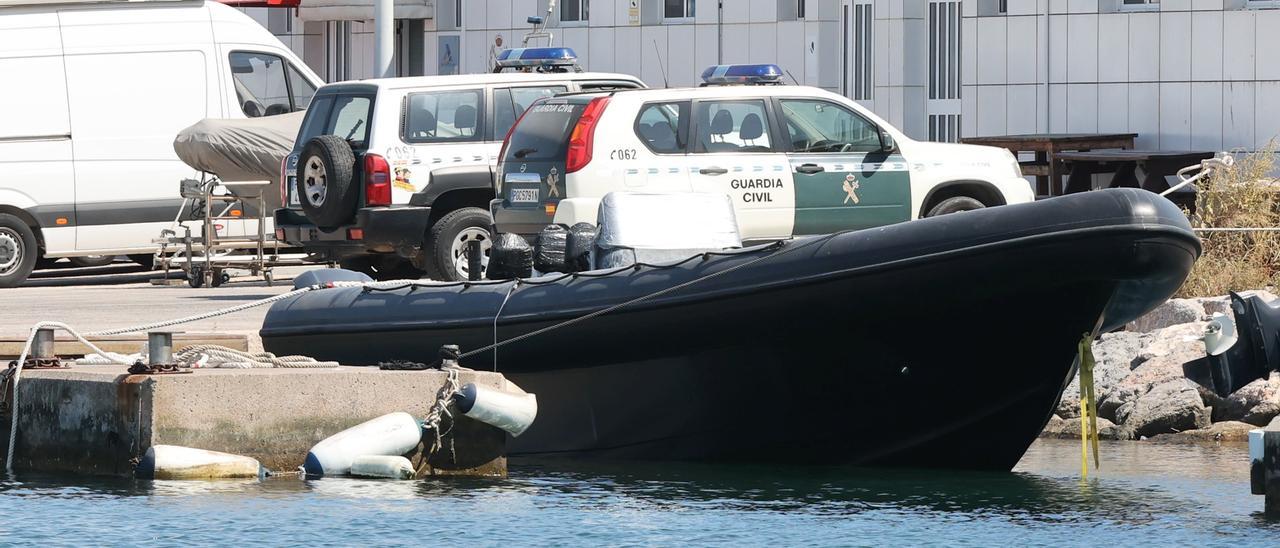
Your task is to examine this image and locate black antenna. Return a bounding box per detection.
[652,40,669,87]
[784,69,800,85]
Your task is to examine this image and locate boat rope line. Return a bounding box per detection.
[1077,333,1101,478]
[414,367,462,476]
[457,233,844,363]
[3,234,839,473]
[492,283,518,372]
[173,345,339,369]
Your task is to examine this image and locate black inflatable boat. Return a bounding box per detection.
[261,188,1199,470]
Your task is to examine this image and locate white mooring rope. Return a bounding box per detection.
[3,281,372,473]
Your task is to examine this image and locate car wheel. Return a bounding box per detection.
[926,196,985,217]
[70,255,115,268]
[296,135,357,228]
[0,214,38,288]
[425,207,493,282]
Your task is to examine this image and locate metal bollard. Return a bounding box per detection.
[466,239,483,281]
[32,328,56,360]
[148,332,175,366]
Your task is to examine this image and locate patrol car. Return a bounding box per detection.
[275,48,643,280]
[491,64,1034,241]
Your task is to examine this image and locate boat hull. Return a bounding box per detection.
[262,189,1199,469]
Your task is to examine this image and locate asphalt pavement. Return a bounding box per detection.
[2,262,319,350]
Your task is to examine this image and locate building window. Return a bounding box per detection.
[561,0,588,22]
[455,0,462,28]
[797,0,805,19]
[664,0,694,19]
[928,0,960,142]
[1247,0,1280,7]
[1120,0,1159,9]
[844,1,872,101]
[998,0,1007,13]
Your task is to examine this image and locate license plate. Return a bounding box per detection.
[509,188,539,203]
[287,176,301,207]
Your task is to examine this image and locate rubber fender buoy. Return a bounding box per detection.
[534,224,569,273]
[350,455,415,480]
[564,222,598,272]
[453,383,538,437]
[136,445,264,480]
[293,268,374,289]
[486,233,533,280]
[302,412,423,477]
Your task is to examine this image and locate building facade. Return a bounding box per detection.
[239,0,1280,152]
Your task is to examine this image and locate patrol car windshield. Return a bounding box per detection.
[502,101,585,161]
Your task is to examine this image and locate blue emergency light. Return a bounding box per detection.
[495,47,578,69]
[700,64,785,85]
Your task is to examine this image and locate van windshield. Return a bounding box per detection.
[502,101,585,162]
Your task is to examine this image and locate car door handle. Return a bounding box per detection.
[699,166,728,176]
[796,164,825,174]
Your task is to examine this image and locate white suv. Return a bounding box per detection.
[276,48,643,280]
[492,64,1033,241]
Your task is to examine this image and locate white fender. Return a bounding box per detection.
[137,445,263,480]
[454,383,538,437]
[303,412,422,477]
[350,455,415,480]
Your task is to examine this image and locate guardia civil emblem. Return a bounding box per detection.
[547,167,561,198]
[842,174,860,204]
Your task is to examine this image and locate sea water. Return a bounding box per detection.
[1,439,1276,546]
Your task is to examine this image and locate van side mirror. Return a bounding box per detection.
[879,130,897,153]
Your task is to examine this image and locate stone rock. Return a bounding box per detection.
[1196,290,1279,318]
[1107,322,1209,411]
[1215,372,1280,423]
[1121,378,1211,438]
[1127,299,1204,332]
[1115,401,1135,424]
[1148,420,1259,443]
[1055,331,1150,419]
[1099,384,1142,422]
[1242,401,1280,427]
[1040,415,1121,440]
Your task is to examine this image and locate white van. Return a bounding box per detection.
[0,0,322,287]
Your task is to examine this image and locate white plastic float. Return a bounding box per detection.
[455,383,538,437]
[136,445,264,480]
[303,412,423,477]
[350,455,416,480]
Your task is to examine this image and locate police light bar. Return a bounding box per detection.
[495,47,578,68]
[700,64,785,85]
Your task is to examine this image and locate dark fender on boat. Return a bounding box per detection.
[262,188,1200,470]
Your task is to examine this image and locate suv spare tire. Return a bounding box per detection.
[296,135,357,228]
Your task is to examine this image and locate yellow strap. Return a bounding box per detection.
[1078,333,1101,477]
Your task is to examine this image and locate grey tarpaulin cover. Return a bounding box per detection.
[173,111,304,183]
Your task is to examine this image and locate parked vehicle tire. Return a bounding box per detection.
[128,254,155,268]
[70,255,115,268]
[425,207,493,282]
[926,196,985,217]
[295,135,357,228]
[0,214,37,288]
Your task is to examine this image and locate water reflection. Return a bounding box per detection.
[0,439,1277,545]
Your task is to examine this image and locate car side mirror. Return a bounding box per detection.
[879,130,897,153]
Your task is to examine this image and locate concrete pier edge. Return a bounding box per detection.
[1,365,510,478]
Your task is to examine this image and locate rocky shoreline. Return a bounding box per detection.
[1040,291,1279,443]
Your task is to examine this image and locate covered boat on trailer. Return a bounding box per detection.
[260,188,1199,470]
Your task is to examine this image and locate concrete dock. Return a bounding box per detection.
[1255,416,1280,517]
[2,364,511,478]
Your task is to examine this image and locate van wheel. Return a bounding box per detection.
[425,208,493,282]
[70,256,115,268]
[296,135,357,228]
[0,214,37,288]
[926,196,985,217]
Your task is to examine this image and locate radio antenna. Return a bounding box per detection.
[652,40,669,87]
